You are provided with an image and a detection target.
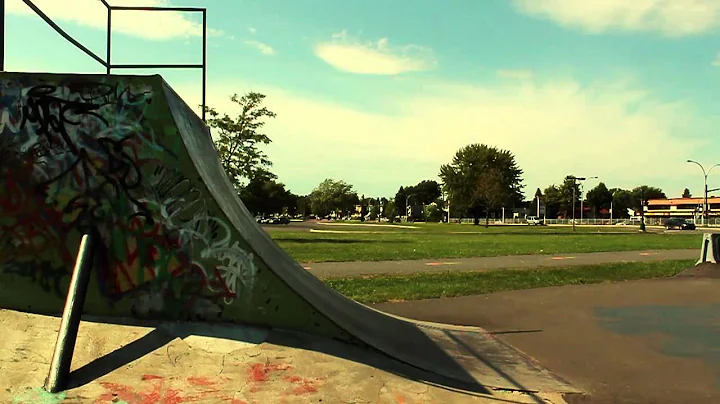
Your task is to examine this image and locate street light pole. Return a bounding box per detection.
[566,175,597,230]
[687,160,720,227]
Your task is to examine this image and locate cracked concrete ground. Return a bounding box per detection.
[1,309,567,404]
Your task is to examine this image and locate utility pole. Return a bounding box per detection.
[566,175,597,231]
[687,160,720,227]
[1,0,5,71]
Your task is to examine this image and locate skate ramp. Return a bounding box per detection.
[0,72,577,394]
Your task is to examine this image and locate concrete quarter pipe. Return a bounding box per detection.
[0,72,577,395]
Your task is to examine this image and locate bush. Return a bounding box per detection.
[424,205,443,222]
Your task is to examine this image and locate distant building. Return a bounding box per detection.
[644,197,720,219]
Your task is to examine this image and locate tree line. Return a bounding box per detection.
[205,91,679,223]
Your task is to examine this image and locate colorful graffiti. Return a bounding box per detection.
[0,77,257,319]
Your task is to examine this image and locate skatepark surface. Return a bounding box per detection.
[0,73,579,400]
[374,276,720,404]
[1,309,570,404]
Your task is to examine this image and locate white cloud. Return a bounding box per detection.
[7,0,222,40]
[169,75,711,197]
[244,40,275,56]
[512,0,720,36]
[248,27,257,35]
[313,30,437,75]
[497,69,534,80]
[712,54,720,66]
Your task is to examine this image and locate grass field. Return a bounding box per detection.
[324,259,696,303]
[269,223,700,263]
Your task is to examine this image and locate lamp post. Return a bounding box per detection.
[686,160,720,227]
[405,193,418,222]
[566,175,597,231]
[579,176,598,224]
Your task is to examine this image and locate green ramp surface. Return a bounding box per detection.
[0,72,577,394]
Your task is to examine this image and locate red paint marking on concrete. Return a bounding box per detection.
[303,266,311,270]
[187,376,215,387]
[247,362,293,383]
[551,257,565,260]
[142,374,164,381]
[161,389,183,404]
[96,380,185,404]
[639,252,656,256]
[284,376,321,396]
[396,394,407,403]
[425,262,459,266]
[292,383,318,395]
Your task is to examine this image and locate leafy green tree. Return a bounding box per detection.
[543,185,561,218]
[308,179,358,217]
[395,186,407,216]
[610,188,633,219]
[555,177,581,218]
[296,195,311,217]
[631,186,666,212]
[384,199,397,222]
[473,167,508,227]
[240,173,295,216]
[424,204,443,222]
[204,92,277,189]
[682,188,692,198]
[586,182,613,217]
[439,144,524,224]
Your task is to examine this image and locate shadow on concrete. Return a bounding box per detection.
[64,315,555,402]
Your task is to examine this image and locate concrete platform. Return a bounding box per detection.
[1,309,569,404]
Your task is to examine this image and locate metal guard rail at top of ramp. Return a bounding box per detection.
[2,0,207,121]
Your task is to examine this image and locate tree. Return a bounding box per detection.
[240,174,295,216]
[204,92,277,189]
[296,195,311,217]
[473,167,508,227]
[308,179,358,217]
[424,204,443,222]
[631,186,666,212]
[682,188,692,198]
[558,177,581,218]
[543,185,562,218]
[384,199,397,222]
[609,188,633,219]
[439,144,524,224]
[586,182,613,217]
[395,186,407,216]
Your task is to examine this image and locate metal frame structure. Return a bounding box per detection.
[2,0,207,121]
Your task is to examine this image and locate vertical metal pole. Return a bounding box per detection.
[44,233,96,393]
[106,6,111,74]
[1,0,5,71]
[572,185,576,231]
[705,179,708,227]
[201,9,207,122]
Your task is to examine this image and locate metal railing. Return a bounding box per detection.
[4,0,207,121]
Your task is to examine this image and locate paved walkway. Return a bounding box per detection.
[303,249,699,279]
[372,276,720,404]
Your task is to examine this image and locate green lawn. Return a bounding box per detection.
[324,260,696,304]
[270,223,700,262]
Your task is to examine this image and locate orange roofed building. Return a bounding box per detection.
[644,197,720,219]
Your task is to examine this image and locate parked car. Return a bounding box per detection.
[665,217,696,230]
[526,216,544,226]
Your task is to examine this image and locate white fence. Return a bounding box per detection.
[446,217,720,226]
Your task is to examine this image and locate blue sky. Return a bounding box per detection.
[6,0,720,200]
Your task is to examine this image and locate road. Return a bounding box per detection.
[302,249,699,279]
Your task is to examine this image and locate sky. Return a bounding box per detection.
[6,0,720,199]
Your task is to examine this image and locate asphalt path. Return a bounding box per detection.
[301,249,699,279]
[372,276,720,404]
